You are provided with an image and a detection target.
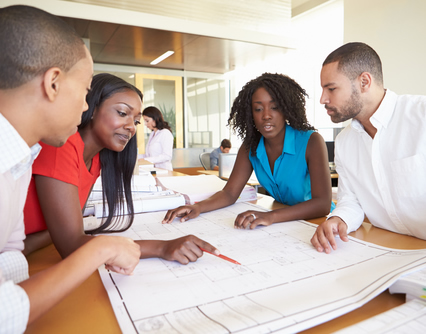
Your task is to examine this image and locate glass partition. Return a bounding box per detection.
[186,77,229,149]
[93,65,230,157]
[135,73,183,154]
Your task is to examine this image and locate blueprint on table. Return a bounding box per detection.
[98,202,426,334]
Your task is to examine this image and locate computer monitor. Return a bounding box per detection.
[325,141,335,163]
[219,153,237,178]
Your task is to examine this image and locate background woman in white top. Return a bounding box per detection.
[138,106,174,170]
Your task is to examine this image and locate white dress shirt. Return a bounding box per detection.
[139,128,174,171]
[330,90,426,239]
[0,113,41,334]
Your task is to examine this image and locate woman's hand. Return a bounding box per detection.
[162,205,201,223]
[159,235,219,264]
[234,210,273,229]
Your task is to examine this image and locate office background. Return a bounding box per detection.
[1,0,424,163]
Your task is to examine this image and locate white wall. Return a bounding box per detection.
[289,0,344,131]
[186,78,229,148]
[344,0,426,95]
[227,0,344,146]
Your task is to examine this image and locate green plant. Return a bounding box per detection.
[158,103,176,147]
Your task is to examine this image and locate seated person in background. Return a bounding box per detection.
[0,5,140,332]
[311,42,426,254]
[138,106,174,171]
[163,73,334,229]
[210,139,232,170]
[24,73,218,264]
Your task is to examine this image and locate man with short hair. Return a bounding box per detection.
[0,5,140,332]
[210,138,232,170]
[311,42,426,253]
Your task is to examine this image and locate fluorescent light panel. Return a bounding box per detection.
[150,51,174,65]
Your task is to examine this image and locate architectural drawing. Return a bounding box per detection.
[99,202,426,333]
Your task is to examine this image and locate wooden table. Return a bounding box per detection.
[159,170,187,177]
[198,170,336,189]
[25,195,426,333]
[197,169,219,176]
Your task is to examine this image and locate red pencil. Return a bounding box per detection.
[200,247,241,265]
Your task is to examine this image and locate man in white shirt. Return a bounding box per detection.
[311,42,426,254]
[0,5,141,333]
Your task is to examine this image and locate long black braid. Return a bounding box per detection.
[228,73,315,156]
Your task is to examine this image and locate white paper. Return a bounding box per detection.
[99,202,426,334]
[86,174,169,220]
[389,266,426,301]
[91,173,157,193]
[92,191,185,218]
[157,174,256,204]
[334,299,426,334]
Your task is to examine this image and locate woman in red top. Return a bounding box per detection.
[24,73,217,264]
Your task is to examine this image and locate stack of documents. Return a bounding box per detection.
[335,298,426,333]
[389,266,426,302]
[89,174,161,201]
[93,190,185,218]
[157,174,257,204]
[86,174,185,219]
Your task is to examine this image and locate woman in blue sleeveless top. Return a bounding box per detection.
[163,73,334,228]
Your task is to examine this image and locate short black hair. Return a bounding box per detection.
[220,139,231,149]
[79,73,143,234]
[323,42,383,86]
[228,73,314,156]
[0,5,86,89]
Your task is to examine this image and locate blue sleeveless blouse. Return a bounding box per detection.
[249,124,335,211]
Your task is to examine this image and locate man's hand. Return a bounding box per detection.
[234,211,272,229]
[162,205,201,224]
[101,236,141,275]
[159,235,219,264]
[311,216,349,253]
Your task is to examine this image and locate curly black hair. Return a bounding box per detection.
[228,73,315,156]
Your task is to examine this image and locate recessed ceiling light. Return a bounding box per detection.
[150,51,174,65]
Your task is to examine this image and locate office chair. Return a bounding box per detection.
[199,152,211,170]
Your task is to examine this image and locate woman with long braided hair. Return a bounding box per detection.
[163,73,334,228]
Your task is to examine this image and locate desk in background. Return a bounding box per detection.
[25,195,426,334]
[197,169,260,191]
[197,169,219,177]
[198,170,337,189]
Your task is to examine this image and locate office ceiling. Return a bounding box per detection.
[60,16,290,74]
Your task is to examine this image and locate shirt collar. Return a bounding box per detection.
[350,89,397,133]
[350,119,364,132]
[256,123,296,159]
[283,123,296,155]
[0,113,41,179]
[370,89,397,130]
